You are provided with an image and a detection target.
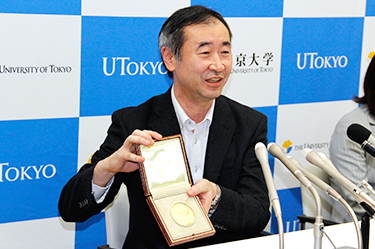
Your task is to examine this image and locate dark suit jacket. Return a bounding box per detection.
[59,88,270,248]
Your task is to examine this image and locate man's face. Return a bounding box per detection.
[171,19,232,104]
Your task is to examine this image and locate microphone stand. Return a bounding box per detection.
[308,185,324,249]
[334,197,363,249]
[319,154,371,249]
[255,143,284,249]
[361,212,370,249]
[359,201,374,249]
[289,156,362,249]
[267,143,323,249]
[283,163,325,249]
[274,199,284,249]
[361,180,375,249]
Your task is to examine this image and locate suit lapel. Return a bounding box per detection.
[149,88,181,137]
[204,96,236,182]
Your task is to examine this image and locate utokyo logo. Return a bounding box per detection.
[368,51,375,63]
[281,140,329,153]
[296,52,348,70]
[282,140,293,154]
[0,162,56,182]
[102,57,167,76]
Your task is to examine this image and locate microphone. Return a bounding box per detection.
[347,123,375,157]
[287,156,341,200]
[317,152,365,205]
[303,148,375,213]
[267,143,313,189]
[268,143,323,249]
[288,156,363,249]
[362,180,375,196]
[255,142,284,249]
[255,143,282,218]
[317,152,338,171]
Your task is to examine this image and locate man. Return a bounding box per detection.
[59,5,270,248]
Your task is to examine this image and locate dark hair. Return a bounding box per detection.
[158,5,232,78]
[354,57,375,116]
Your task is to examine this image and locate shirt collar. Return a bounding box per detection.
[171,84,215,129]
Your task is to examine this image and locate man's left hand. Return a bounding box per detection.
[187,179,217,213]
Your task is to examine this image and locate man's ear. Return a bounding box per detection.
[160,46,176,73]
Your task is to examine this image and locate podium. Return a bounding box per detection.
[194,220,373,249]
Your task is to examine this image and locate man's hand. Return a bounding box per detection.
[187,179,217,213]
[93,129,162,187]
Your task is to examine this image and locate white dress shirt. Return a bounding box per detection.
[171,85,214,184]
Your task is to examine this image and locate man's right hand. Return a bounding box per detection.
[93,129,162,187]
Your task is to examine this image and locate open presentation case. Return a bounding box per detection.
[136,135,215,246]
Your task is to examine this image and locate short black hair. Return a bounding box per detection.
[354,57,375,116]
[159,5,232,78]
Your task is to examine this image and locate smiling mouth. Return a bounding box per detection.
[206,78,222,83]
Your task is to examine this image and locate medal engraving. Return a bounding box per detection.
[171,202,195,226]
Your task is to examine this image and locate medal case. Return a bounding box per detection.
[136,135,215,246]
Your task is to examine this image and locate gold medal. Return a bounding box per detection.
[171,202,195,226]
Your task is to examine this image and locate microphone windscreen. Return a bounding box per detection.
[347,123,371,144]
